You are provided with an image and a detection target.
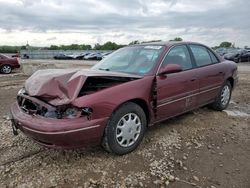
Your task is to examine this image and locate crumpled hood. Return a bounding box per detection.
[25,69,141,106]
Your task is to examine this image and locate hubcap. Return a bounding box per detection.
[116,113,141,147]
[2,65,11,74]
[221,85,230,106]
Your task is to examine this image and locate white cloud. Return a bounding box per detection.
[0,0,249,47]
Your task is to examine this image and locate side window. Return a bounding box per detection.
[162,45,192,70]
[189,45,213,67]
[208,50,219,63]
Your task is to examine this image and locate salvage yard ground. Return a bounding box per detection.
[0,62,250,188]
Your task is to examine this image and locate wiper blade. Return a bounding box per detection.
[99,68,110,71]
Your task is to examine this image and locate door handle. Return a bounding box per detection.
[190,78,196,82]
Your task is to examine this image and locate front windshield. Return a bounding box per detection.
[92,45,164,75]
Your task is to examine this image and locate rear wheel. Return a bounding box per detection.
[234,58,240,63]
[102,102,147,155]
[211,81,232,111]
[1,65,12,74]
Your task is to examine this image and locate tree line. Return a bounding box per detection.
[0,38,241,53]
[0,41,125,53]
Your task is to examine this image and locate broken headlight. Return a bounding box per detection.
[63,107,93,119]
[64,107,82,119]
[17,88,26,95]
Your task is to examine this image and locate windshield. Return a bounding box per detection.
[92,45,164,75]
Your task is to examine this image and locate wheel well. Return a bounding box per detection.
[227,77,234,88]
[127,99,150,124]
[0,64,12,68]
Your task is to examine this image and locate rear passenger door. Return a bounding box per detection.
[188,45,224,106]
[156,45,199,121]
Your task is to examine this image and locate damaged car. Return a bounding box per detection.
[10,41,238,155]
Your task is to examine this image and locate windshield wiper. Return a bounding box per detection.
[99,68,110,71]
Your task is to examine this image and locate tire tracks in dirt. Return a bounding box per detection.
[0,149,44,166]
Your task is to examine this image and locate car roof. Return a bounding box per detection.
[0,54,9,58]
[133,41,205,48]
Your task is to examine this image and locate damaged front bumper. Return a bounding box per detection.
[10,102,108,149]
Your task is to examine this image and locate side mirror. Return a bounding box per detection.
[158,64,182,75]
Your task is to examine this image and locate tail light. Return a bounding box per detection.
[16,58,20,65]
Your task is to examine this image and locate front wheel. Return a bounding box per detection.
[1,65,12,74]
[211,81,232,111]
[102,102,147,155]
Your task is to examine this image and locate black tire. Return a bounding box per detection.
[1,65,12,74]
[234,58,240,63]
[102,102,147,155]
[211,81,232,111]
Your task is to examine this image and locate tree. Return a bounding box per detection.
[0,46,22,53]
[93,42,125,50]
[219,42,232,48]
[170,37,183,41]
[141,40,162,43]
[49,45,59,50]
[81,44,92,50]
[94,43,101,50]
[129,40,140,45]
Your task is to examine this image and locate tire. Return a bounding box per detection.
[1,65,12,74]
[102,102,147,155]
[211,81,232,111]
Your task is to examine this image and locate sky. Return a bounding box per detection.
[0,0,249,47]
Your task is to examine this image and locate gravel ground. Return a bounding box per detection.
[0,64,249,188]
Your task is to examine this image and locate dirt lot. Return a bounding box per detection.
[0,64,249,188]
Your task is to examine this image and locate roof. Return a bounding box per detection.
[134,41,204,48]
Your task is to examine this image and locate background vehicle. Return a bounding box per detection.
[101,52,112,59]
[23,54,30,59]
[84,52,102,60]
[75,52,90,60]
[215,48,238,56]
[53,54,74,60]
[224,49,250,63]
[0,54,20,74]
[239,50,250,62]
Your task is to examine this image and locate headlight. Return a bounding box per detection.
[63,107,93,119]
[64,107,81,119]
[17,88,26,95]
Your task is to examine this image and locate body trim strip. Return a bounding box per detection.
[157,86,220,108]
[21,124,101,135]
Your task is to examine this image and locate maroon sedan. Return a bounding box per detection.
[10,42,238,155]
[0,54,20,74]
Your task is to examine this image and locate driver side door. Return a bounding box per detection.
[156,45,199,122]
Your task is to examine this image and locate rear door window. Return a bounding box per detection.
[208,50,219,63]
[189,45,213,67]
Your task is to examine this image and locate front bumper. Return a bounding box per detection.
[10,102,108,149]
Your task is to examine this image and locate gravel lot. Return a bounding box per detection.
[0,63,249,188]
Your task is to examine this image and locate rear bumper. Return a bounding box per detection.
[234,76,239,88]
[13,64,20,68]
[10,102,108,149]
